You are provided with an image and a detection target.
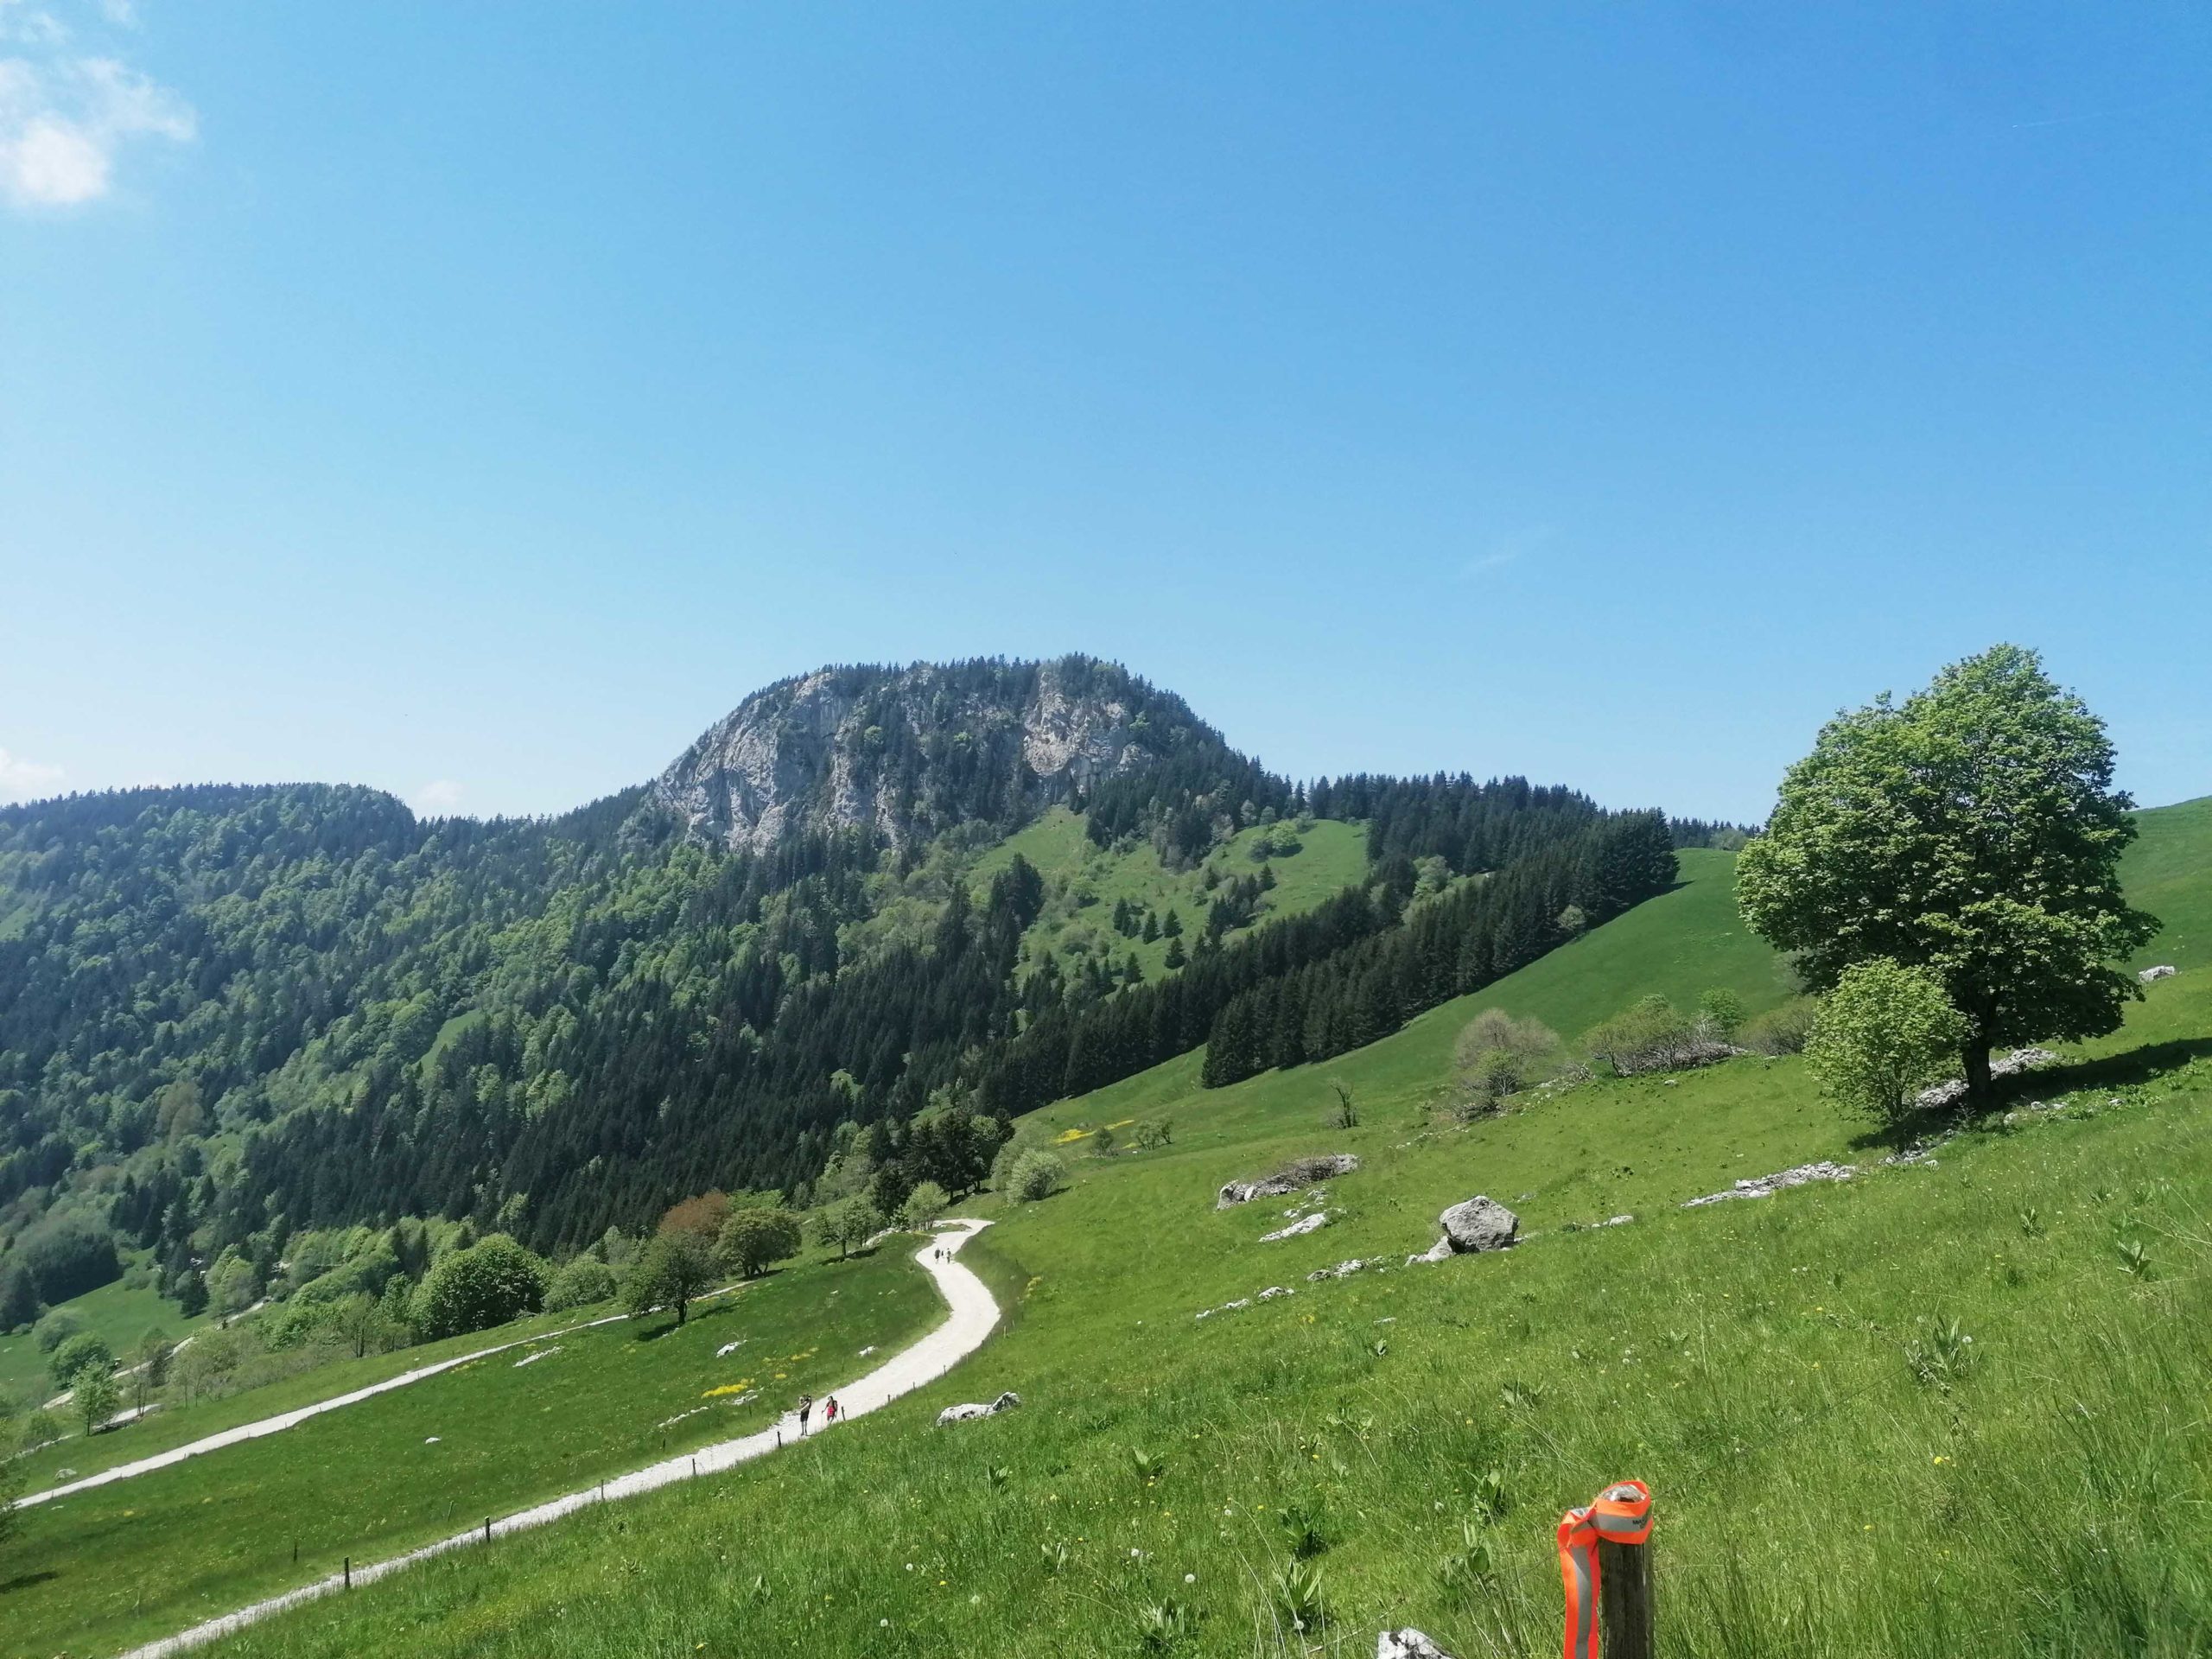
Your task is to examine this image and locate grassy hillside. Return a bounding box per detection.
[54,800,2212,1657]
[2124,794,2211,972]
[0,1270,207,1402]
[971,807,1370,981]
[1,1246,938,1659]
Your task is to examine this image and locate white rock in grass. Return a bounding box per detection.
[2141,964,2177,982]
[1439,1196,1519,1253]
[1260,1212,1331,1242]
[1379,1631,1458,1659]
[1258,1286,1294,1300]
[936,1391,1021,1427]
[716,1339,747,1357]
[1406,1236,1454,1266]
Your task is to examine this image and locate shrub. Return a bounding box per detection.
[1805,958,1967,1146]
[15,1213,121,1305]
[717,1207,804,1278]
[1007,1149,1067,1204]
[1741,996,1818,1056]
[31,1306,84,1354]
[624,1231,717,1325]
[543,1255,618,1313]
[899,1181,950,1230]
[1583,995,1731,1077]
[1697,988,1745,1039]
[1454,1010,1560,1114]
[49,1331,115,1391]
[411,1234,549,1342]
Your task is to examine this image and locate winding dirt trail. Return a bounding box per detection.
[115,1219,1001,1659]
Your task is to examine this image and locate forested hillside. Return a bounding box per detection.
[0,655,1714,1322]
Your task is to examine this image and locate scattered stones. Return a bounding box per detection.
[1683,1160,1856,1207]
[936,1391,1021,1427]
[1258,1286,1295,1300]
[2141,964,2177,982]
[716,1339,747,1358]
[1439,1196,1520,1254]
[1406,1236,1454,1267]
[1378,1631,1458,1659]
[1260,1211,1333,1242]
[512,1345,562,1368]
[1916,1046,2061,1110]
[1306,1256,1381,1282]
[1197,1286,1295,1319]
[1602,1214,1635,1227]
[1217,1154,1361,1209]
[857,1345,876,1357]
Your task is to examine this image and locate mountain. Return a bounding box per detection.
[657,658,1175,853]
[0,654,1694,1308]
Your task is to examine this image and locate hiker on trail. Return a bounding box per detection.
[798,1394,813,1435]
[823,1395,840,1427]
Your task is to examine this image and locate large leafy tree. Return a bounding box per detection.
[1738,645,2158,1107]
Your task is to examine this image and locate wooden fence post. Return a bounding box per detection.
[343,1556,351,1590]
[484,1516,492,1545]
[1597,1529,1654,1659]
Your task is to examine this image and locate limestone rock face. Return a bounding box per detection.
[656,657,1168,854]
[1438,1196,1519,1254]
[936,1391,1021,1427]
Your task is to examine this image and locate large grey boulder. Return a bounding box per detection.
[1217,1153,1359,1209]
[1378,1631,1457,1659]
[1438,1196,1519,1253]
[2141,964,2177,982]
[935,1391,1021,1427]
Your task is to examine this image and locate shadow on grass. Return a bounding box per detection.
[0,1569,59,1595]
[2008,1038,2212,1100]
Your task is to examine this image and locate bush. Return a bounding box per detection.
[543,1255,618,1313]
[1805,958,1967,1147]
[624,1231,716,1325]
[717,1207,804,1278]
[1741,996,1818,1056]
[1454,1011,1561,1115]
[899,1181,951,1230]
[1697,988,1745,1039]
[49,1331,115,1391]
[1583,994,1732,1077]
[1007,1149,1067,1204]
[411,1235,549,1342]
[31,1306,84,1354]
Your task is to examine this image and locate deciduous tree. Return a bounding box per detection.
[1739,645,2158,1108]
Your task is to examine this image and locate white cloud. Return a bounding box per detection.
[411,780,466,817]
[1,5,194,209]
[0,747,66,801]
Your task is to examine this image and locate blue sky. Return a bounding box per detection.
[4,3,2207,824]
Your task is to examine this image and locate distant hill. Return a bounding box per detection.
[0,654,1703,1313]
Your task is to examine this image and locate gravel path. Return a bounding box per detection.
[115,1219,1001,1659]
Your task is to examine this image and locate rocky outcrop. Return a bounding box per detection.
[1259,1212,1332,1242]
[936,1391,1021,1426]
[656,657,1168,853]
[1439,1196,1519,1253]
[2141,964,2177,982]
[1683,1160,1854,1207]
[1217,1154,1360,1209]
[1915,1046,2060,1111]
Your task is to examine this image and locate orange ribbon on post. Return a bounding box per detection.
[1557,1479,1652,1659]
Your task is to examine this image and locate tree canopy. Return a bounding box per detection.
[1738,645,2158,1104]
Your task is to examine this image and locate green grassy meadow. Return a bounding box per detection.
[165,798,2212,1659]
[1,1245,938,1658]
[973,807,1370,981]
[0,1271,207,1404]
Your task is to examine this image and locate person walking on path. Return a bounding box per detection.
[823,1395,840,1427]
[797,1395,813,1436]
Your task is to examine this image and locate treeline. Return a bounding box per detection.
[982,809,1677,1114]
[1199,811,1676,1087]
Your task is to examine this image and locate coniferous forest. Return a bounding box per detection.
[0,658,1719,1311]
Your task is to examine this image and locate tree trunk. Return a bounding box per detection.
[1961,1039,1993,1113]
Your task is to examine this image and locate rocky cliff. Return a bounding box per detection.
[652,656,1176,853]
